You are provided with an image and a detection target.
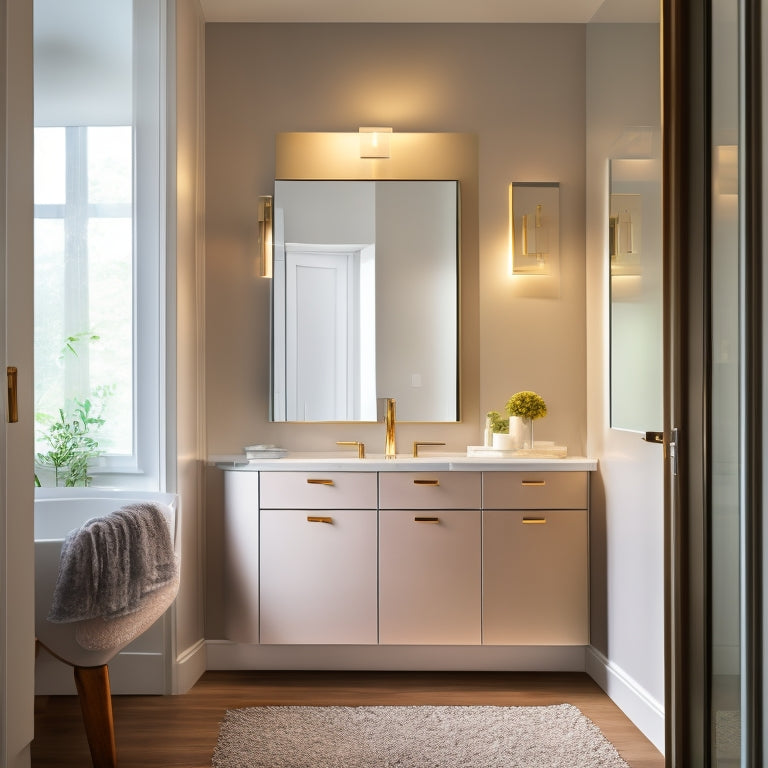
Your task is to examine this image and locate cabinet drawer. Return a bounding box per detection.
[379,471,481,509]
[482,471,587,510]
[260,471,377,509]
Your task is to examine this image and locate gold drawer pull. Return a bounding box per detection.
[415,516,440,523]
[413,479,440,486]
[522,517,547,524]
[307,516,333,524]
[307,478,334,485]
[521,480,546,487]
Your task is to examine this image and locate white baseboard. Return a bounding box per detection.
[586,646,665,754]
[35,648,167,695]
[205,641,588,671]
[173,638,207,694]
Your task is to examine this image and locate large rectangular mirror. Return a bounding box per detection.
[271,179,459,422]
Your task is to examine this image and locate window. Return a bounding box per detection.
[33,0,164,488]
[34,126,134,459]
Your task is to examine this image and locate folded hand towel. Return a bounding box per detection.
[48,502,177,623]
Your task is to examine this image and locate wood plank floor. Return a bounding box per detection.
[32,670,664,767]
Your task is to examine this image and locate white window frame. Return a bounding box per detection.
[33,0,166,489]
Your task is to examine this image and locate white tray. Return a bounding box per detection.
[466,444,567,459]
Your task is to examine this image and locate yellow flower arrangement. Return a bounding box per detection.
[505,391,547,420]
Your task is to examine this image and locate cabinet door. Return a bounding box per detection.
[260,508,378,644]
[483,509,589,645]
[223,471,260,642]
[379,509,481,645]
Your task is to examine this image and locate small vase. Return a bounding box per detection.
[521,417,533,449]
[510,416,534,449]
[492,432,516,450]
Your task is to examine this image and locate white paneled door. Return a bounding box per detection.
[285,249,357,421]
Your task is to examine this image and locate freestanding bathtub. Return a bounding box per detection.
[34,488,180,695]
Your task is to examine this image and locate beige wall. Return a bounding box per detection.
[204,22,587,457]
[204,22,587,638]
[170,0,207,691]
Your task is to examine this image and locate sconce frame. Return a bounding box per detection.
[508,181,560,275]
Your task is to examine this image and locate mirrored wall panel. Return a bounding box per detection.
[609,158,663,432]
[271,180,459,423]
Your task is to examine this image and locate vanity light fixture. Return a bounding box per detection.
[359,127,392,158]
[258,195,273,278]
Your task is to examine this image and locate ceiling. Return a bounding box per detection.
[198,0,659,24]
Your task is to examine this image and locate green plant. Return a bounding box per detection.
[486,410,510,434]
[505,391,547,421]
[60,331,100,360]
[36,399,105,487]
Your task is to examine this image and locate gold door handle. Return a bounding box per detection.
[522,517,547,524]
[7,367,17,423]
[307,516,333,524]
[307,478,334,485]
[414,516,440,523]
[521,480,546,487]
[413,479,440,486]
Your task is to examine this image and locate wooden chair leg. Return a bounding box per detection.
[73,664,118,768]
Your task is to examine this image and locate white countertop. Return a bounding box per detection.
[211,452,597,472]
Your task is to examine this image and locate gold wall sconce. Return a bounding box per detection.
[508,181,559,275]
[258,195,273,278]
[359,126,392,158]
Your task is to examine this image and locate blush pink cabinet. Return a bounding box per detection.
[259,472,378,645]
[378,472,482,645]
[482,472,589,645]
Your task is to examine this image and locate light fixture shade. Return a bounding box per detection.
[359,127,392,158]
[258,195,273,278]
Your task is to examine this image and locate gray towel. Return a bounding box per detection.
[47,502,177,623]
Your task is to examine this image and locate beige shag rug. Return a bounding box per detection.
[211,703,630,767]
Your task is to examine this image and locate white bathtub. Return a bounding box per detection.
[34,488,180,695]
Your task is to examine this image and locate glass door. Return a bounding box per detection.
[710,0,742,762]
[664,0,762,763]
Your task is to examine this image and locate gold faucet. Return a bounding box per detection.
[378,397,397,458]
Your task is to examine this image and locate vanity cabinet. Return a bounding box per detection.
[221,463,591,652]
[259,472,378,644]
[482,471,589,645]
